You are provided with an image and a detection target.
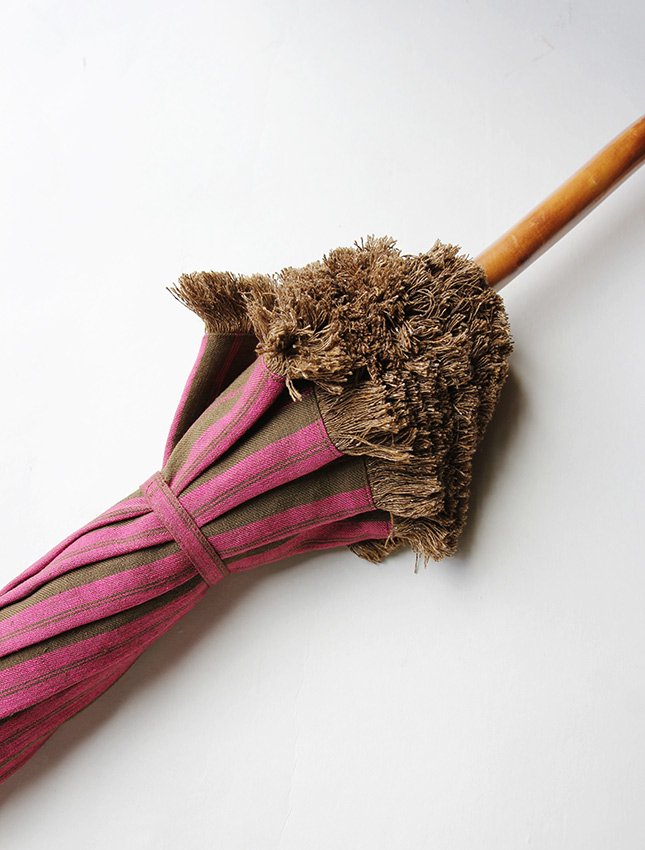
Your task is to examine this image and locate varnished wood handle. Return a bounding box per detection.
[476,115,645,291]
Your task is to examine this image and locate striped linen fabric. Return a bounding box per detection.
[0,334,390,784]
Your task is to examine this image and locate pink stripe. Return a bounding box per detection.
[230,516,391,571]
[211,487,375,558]
[172,358,285,493]
[162,334,247,465]
[0,580,206,718]
[0,570,213,778]
[0,651,142,782]
[0,511,171,606]
[0,550,193,656]
[163,333,209,464]
[0,494,151,606]
[0,580,198,782]
[184,419,341,523]
[57,512,168,565]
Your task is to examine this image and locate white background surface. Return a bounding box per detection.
[1,2,644,848]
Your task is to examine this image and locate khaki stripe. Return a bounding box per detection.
[173,362,274,490]
[162,374,247,482]
[0,575,200,675]
[225,534,299,565]
[178,361,278,490]
[183,391,321,496]
[203,456,369,539]
[169,334,257,455]
[219,505,362,557]
[55,521,172,563]
[193,439,330,520]
[0,541,181,624]
[226,509,390,562]
[0,559,192,647]
[0,618,156,698]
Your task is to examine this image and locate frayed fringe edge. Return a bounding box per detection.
[170,237,513,565]
[167,271,276,335]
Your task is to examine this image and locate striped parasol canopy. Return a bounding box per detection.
[0,236,512,784]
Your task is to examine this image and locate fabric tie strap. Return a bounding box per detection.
[140,471,229,586]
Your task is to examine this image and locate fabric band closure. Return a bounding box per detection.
[140,471,229,586]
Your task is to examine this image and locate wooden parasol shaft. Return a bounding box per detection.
[476,115,645,291]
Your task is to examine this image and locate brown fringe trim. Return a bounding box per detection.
[167,271,276,335]
[170,236,513,565]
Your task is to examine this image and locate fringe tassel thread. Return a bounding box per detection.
[170,236,513,564]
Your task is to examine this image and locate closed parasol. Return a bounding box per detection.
[1,115,643,786]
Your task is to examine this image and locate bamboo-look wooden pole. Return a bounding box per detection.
[476,115,645,291]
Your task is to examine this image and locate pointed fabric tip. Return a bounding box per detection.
[172,236,513,563]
